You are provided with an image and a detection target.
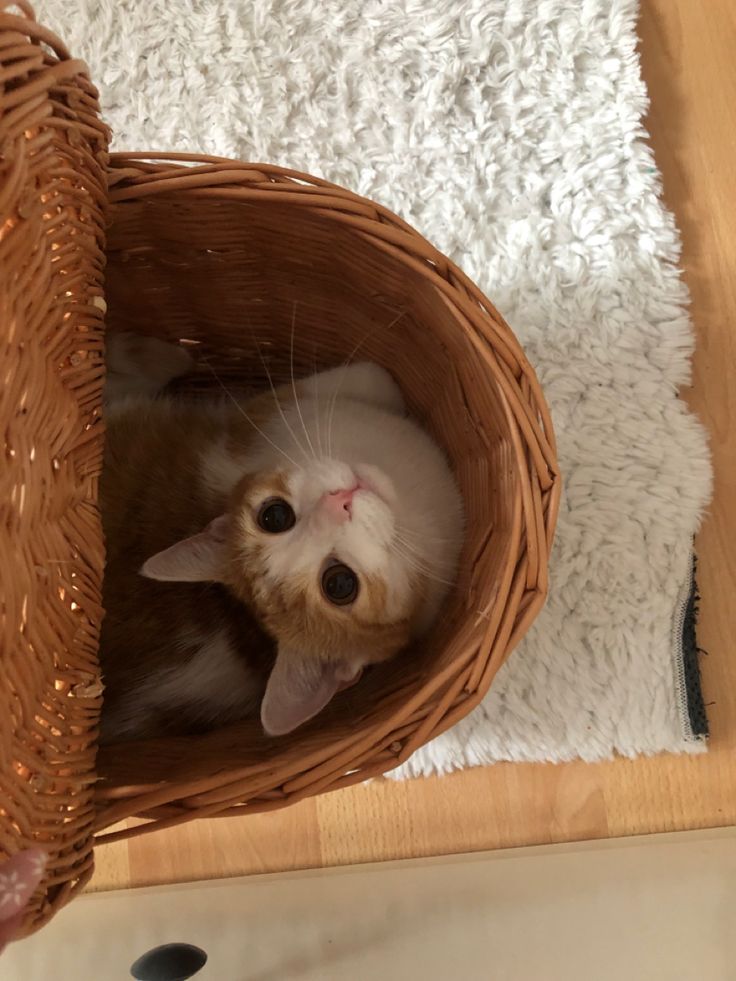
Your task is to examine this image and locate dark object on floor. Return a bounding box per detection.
[130,943,207,981]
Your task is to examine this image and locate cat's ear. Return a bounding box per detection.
[140,514,230,583]
[261,649,359,737]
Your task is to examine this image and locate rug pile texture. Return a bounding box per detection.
[36,0,712,771]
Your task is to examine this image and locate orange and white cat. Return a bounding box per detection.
[99,333,464,742]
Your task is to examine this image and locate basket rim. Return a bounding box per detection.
[92,152,561,839]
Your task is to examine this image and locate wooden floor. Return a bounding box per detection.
[90,0,736,891]
[18,832,736,981]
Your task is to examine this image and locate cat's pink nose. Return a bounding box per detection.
[324,487,357,521]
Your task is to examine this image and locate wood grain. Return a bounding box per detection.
[88,0,736,891]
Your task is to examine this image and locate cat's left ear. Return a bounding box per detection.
[140,514,230,582]
[261,648,360,737]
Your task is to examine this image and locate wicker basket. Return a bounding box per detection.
[1,4,560,935]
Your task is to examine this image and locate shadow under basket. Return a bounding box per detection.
[0,5,560,936]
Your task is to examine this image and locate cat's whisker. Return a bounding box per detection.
[390,540,457,588]
[326,309,406,458]
[393,550,450,581]
[392,539,457,581]
[290,301,317,461]
[393,532,453,561]
[326,371,343,462]
[311,343,325,459]
[395,526,456,546]
[202,358,302,470]
[392,556,457,590]
[395,536,492,620]
[248,329,312,465]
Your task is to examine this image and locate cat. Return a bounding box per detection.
[98,332,464,743]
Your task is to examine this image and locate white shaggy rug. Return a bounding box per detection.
[37,0,712,770]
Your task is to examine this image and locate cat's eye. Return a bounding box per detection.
[257,498,296,534]
[321,563,359,606]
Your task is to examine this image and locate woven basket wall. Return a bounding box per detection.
[0,0,109,935]
[1,4,560,936]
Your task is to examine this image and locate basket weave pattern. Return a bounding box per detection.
[93,151,560,830]
[1,4,560,935]
[0,2,109,933]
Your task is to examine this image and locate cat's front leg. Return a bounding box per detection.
[298,362,407,416]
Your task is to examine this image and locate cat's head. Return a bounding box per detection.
[141,454,460,737]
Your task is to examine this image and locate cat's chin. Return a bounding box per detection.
[336,666,364,692]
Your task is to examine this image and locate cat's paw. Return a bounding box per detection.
[106,332,194,384]
[343,362,407,414]
[104,332,194,404]
[303,362,407,416]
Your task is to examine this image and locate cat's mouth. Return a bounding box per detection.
[352,464,395,508]
[355,476,378,499]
